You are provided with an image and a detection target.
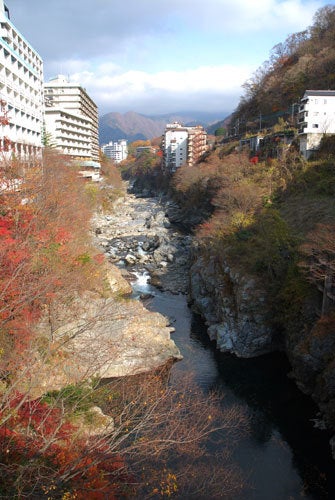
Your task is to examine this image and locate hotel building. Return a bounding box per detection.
[101,139,128,163]
[162,122,207,173]
[0,0,44,160]
[298,90,335,158]
[44,75,100,167]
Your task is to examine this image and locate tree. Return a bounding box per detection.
[214,126,226,137]
[0,150,247,498]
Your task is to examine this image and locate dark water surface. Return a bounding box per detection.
[131,276,335,499]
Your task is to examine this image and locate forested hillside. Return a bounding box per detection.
[230,4,335,133]
[99,111,227,144]
[122,4,335,450]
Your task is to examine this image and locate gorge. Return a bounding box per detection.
[93,187,335,499]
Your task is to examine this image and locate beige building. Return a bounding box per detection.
[44,75,100,167]
[162,122,207,173]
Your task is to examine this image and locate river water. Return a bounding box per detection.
[131,278,335,499]
[110,194,335,499]
[129,244,335,500]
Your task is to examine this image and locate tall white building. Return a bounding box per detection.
[0,1,44,160]
[162,122,207,173]
[101,139,128,163]
[44,75,100,166]
[298,90,335,158]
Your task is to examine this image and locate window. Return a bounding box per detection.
[312,124,319,128]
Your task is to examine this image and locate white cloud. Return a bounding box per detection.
[11,0,331,114]
[68,63,254,114]
[151,0,322,34]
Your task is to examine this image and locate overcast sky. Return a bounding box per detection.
[8,0,335,117]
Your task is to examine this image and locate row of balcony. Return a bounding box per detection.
[0,39,42,77]
[56,128,91,140]
[56,119,91,131]
[56,138,91,150]
[0,23,41,62]
[0,77,41,98]
[0,54,40,85]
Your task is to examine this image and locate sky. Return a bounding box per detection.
[8,0,335,117]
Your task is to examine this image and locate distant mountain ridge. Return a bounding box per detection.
[99,110,228,144]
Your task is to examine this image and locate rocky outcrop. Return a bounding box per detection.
[165,200,213,231]
[189,249,335,452]
[285,316,335,439]
[20,240,182,398]
[189,255,282,357]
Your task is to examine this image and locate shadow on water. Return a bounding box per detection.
[189,314,335,500]
[129,258,335,498]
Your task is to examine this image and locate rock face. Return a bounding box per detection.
[23,263,182,398]
[188,244,335,452]
[285,316,335,435]
[189,255,282,357]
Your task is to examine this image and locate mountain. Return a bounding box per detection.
[206,115,232,135]
[99,110,228,145]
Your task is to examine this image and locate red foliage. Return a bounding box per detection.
[93,253,105,265]
[0,393,126,498]
[0,155,115,497]
[250,156,259,164]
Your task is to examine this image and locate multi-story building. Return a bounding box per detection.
[101,139,128,163]
[0,0,44,160]
[162,122,207,173]
[298,90,335,158]
[44,75,100,167]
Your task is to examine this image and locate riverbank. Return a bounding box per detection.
[95,188,335,499]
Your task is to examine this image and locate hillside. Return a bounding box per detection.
[99,110,227,144]
[231,5,335,132]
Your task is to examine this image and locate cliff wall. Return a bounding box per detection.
[189,255,281,357]
[188,248,335,455]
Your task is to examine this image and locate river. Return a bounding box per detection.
[102,193,335,499]
[130,275,334,499]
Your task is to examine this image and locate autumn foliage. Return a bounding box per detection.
[0,150,247,498]
[0,150,105,368]
[0,150,124,497]
[0,391,126,498]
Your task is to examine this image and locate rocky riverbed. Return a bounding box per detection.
[93,194,192,295]
[20,193,192,397]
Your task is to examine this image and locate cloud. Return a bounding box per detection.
[12,0,323,62]
[162,0,322,34]
[10,0,331,114]
[67,63,254,114]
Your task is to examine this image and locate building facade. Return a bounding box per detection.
[44,75,100,166]
[162,122,207,173]
[101,139,128,163]
[298,90,335,158]
[0,1,44,160]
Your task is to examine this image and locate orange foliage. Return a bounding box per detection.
[0,151,105,367]
[0,151,133,497]
[0,392,126,498]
